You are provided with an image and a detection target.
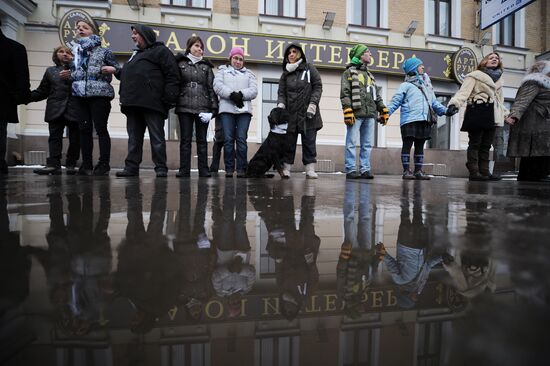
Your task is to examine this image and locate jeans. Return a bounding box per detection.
[124,108,167,173]
[343,181,372,249]
[74,97,112,167]
[220,113,251,173]
[285,128,317,165]
[178,113,209,175]
[345,117,375,173]
[47,118,80,167]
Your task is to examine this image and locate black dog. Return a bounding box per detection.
[246,107,290,179]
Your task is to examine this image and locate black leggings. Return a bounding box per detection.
[401,137,426,156]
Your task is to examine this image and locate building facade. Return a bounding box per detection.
[1,0,549,176]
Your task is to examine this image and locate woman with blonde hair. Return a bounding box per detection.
[505,60,550,181]
[448,53,508,181]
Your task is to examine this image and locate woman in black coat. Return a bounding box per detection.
[175,36,218,178]
[277,44,323,179]
[30,46,80,175]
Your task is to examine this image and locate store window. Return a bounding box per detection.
[161,343,210,366]
[349,0,380,28]
[427,0,451,37]
[416,322,442,366]
[262,80,279,141]
[161,0,210,8]
[494,100,516,172]
[263,0,300,18]
[497,15,515,46]
[428,95,451,149]
[257,336,299,366]
[167,108,180,141]
[340,328,377,366]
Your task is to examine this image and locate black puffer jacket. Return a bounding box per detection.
[277,44,323,133]
[30,65,78,122]
[117,24,180,117]
[175,53,218,115]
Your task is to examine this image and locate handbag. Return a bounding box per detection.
[460,100,495,132]
[415,85,438,126]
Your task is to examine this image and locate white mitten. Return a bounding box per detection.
[198,112,212,124]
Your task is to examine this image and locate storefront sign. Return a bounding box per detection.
[481,0,536,30]
[452,47,478,84]
[59,9,467,82]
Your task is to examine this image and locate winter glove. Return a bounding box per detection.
[343,108,355,126]
[375,242,386,261]
[306,103,317,119]
[230,91,245,108]
[277,103,285,109]
[378,107,389,125]
[445,104,458,116]
[198,112,213,124]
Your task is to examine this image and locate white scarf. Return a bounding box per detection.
[285,58,303,73]
[187,53,203,64]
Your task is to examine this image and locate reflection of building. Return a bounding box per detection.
[1,0,548,175]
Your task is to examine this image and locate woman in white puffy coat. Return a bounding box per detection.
[213,47,258,177]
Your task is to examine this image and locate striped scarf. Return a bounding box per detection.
[349,65,376,110]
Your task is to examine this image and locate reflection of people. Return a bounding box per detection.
[505,60,550,182]
[174,180,216,322]
[115,24,180,178]
[116,180,178,334]
[211,180,255,317]
[29,46,80,175]
[337,182,383,318]
[277,44,323,179]
[0,21,31,175]
[383,183,452,309]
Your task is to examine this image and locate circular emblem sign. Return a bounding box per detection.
[452,47,478,84]
[58,9,95,48]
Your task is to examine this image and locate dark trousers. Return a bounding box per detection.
[467,128,496,175]
[47,118,80,167]
[518,156,550,181]
[124,108,167,173]
[285,128,317,166]
[0,122,7,170]
[178,113,209,175]
[74,97,112,167]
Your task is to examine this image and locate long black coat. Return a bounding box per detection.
[118,42,180,118]
[0,31,30,123]
[174,53,218,115]
[30,65,78,123]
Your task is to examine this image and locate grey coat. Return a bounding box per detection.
[507,73,550,157]
[175,53,218,115]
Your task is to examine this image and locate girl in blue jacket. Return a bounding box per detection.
[386,58,455,180]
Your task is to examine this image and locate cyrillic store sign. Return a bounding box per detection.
[59,9,471,83]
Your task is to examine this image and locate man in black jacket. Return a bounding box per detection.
[0,22,31,175]
[116,24,180,178]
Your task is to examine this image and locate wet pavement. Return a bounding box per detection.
[1,169,550,366]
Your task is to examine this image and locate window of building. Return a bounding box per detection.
[427,95,451,150]
[261,80,279,141]
[263,0,299,18]
[350,0,380,28]
[340,328,376,366]
[162,0,210,8]
[416,322,442,366]
[497,14,515,46]
[161,343,210,366]
[427,0,451,37]
[257,335,299,366]
[167,108,180,141]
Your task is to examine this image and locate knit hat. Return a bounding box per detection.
[349,44,369,65]
[229,47,244,60]
[402,57,423,75]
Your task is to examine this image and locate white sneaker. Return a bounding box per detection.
[305,163,318,179]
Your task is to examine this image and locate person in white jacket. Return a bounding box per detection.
[213,47,258,178]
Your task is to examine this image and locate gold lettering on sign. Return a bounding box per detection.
[262,297,280,315]
[371,291,384,308]
[329,45,342,64]
[265,40,286,59]
[205,300,224,319]
[345,46,353,64]
[387,290,397,306]
[393,52,405,70]
[229,36,251,56]
[377,50,390,68]
[309,44,327,63]
[240,298,248,317]
[166,32,183,51]
[305,295,322,312]
[207,35,226,55]
[325,294,338,311]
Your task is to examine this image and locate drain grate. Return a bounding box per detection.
[24,151,47,165]
[316,159,334,173]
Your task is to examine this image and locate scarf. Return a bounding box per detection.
[481,67,503,82]
[224,65,247,76]
[349,64,376,110]
[187,53,203,64]
[73,35,101,70]
[404,73,425,88]
[350,57,363,66]
[285,58,302,73]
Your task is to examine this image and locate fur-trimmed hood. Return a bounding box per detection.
[521,72,550,90]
